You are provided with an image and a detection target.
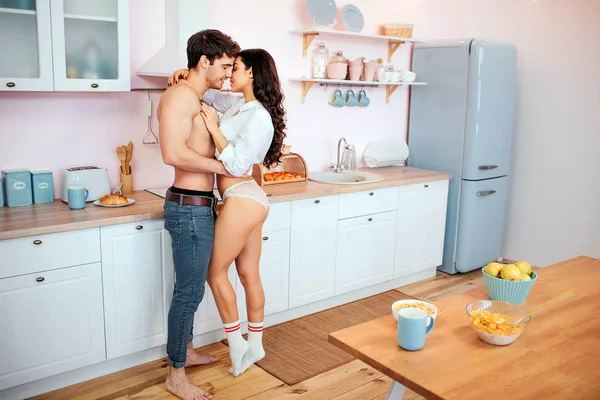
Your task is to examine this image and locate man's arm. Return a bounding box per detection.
[158,88,228,175]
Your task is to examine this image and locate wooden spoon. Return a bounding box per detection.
[116,146,127,174]
[509,289,575,326]
[124,142,132,174]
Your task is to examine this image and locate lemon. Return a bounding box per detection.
[500,264,524,280]
[515,261,532,276]
[485,262,504,277]
[520,274,532,281]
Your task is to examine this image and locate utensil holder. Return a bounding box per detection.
[120,170,133,195]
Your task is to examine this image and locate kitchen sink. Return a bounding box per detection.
[308,171,385,185]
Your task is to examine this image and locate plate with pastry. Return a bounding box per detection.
[94,193,136,207]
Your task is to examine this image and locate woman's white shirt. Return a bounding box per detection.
[202,89,274,177]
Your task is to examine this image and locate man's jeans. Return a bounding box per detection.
[163,199,215,368]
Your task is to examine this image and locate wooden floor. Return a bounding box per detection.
[31,270,483,400]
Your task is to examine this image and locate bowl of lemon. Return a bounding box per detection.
[466,300,529,346]
[482,261,537,305]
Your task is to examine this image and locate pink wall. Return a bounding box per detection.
[1,0,599,267]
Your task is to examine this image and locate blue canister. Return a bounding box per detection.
[0,177,4,207]
[2,169,33,207]
[31,170,55,204]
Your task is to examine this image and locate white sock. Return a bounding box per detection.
[239,321,266,373]
[224,320,248,377]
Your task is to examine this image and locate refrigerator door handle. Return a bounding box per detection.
[478,165,499,170]
[477,190,497,197]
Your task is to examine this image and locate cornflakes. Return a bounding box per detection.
[469,310,522,336]
[393,302,435,315]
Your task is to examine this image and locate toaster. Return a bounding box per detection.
[60,166,111,203]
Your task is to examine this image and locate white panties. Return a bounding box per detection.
[222,180,269,210]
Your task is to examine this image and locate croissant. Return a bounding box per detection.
[99,194,129,205]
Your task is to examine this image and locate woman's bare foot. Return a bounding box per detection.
[166,367,212,400]
[185,344,220,367]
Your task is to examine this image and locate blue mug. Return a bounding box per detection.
[68,186,89,210]
[397,308,435,351]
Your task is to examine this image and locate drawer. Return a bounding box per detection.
[263,201,291,232]
[338,187,399,220]
[0,228,101,279]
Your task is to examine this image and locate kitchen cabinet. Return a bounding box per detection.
[0,263,105,391]
[335,211,397,295]
[237,228,291,321]
[0,0,53,91]
[394,180,449,277]
[100,221,168,359]
[1,0,130,92]
[289,195,338,308]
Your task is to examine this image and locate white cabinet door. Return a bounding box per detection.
[0,263,105,390]
[101,220,167,359]
[289,195,338,308]
[0,0,54,91]
[193,266,237,334]
[49,0,130,91]
[395,180,449,277]
[335,211,397,295]
[236,229,290,321]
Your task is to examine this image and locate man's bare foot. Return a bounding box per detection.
[166,367,212,400]
[184,342,220,367]
[185,347,220,367]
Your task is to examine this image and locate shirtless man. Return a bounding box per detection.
[157,29,240,400]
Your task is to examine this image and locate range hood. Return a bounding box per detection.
[137,0,210,77]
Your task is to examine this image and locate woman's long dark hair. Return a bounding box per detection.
[238,49,287,169]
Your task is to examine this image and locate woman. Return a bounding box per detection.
[169,49,286,377]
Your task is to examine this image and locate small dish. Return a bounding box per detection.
[341,4,364,33]
[93,198,136,208]
[306,0,337,27]
[392,299,438,327]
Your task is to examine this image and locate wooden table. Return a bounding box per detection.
[328,256,600,400]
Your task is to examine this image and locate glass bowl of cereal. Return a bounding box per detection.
[392,299,438,326]
[466,300,531,346]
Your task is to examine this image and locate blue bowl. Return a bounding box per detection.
[482,267,537,305]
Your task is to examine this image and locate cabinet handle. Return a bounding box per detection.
[478,165,498,170]
[36,277,45,283]
[262,236,269,241]
[368,218,373,222]
[6,82,15,87]
[91,83,99,88]
[136,225,144,230]
[314,199,320,204]
[369,192,374,196]
[424,184,429,188]
[476,190,497,197]
[33,240,42,245]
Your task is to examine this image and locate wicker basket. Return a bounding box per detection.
[382,23,414,38]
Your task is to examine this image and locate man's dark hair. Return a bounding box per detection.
[187,29,241,70]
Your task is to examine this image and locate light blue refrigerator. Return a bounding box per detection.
[407,39,517,274]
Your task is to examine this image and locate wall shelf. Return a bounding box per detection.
[288,78,427,104]
[290,29,426,62]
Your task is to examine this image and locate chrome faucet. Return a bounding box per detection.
[330,137,349,173]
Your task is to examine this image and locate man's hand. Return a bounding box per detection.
[167,69,190,87]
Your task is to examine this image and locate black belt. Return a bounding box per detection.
[165,189,216,207]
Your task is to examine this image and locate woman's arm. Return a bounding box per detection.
[201,89,243,114]
[199,102,273,177]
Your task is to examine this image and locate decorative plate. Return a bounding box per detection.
[306,0,337,27]
[93,198,136,208]
[341,4,364,33]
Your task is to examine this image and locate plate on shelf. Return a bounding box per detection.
[306,0,337,27]
[93,198,136,208]
[341,4,364,33]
